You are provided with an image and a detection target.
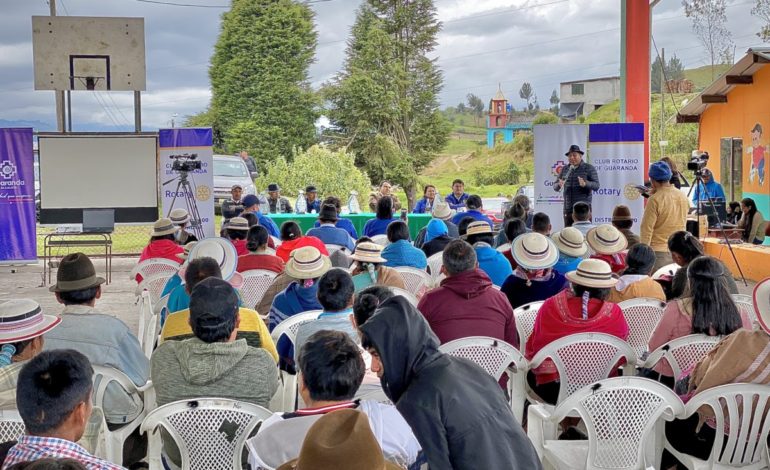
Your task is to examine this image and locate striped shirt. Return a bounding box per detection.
[2,435,124,469]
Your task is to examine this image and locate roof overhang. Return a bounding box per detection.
[677,48,770,123]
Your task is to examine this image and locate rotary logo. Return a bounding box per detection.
[0,160,17,180]
[196,185,212,201]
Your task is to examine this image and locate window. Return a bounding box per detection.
[719,137,743,201]
[571,83,584,95]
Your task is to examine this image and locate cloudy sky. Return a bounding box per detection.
[0,0,766,130]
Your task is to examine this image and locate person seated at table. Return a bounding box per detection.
[525,259,629,404]
[306,204,356,252]
[363,196,398,238]
[369,181,402,212]
[221,184,245,223]
[726,201,741,225]
[607,243,665,303]
[136,218,184,283]
[381,221,427,270]
[667,231,738,300]
[242,194,281,238]
[691,168,726,204]
[275,221,329,263]
[267,183,293,214]
[738,197,767,245]
[502,233,568,310]
[550,227,588,275]
[587,224,628,274]
[304,185,321,213]
[311,196,358,239]
[421,219,453,258]
[169,208,198,245]
[647,256,750,385]
[349,241,406,292]
[225,216,251,255]
[611,205,640,250]
[444,178,469,210]
[450,195,493,228]
[412,184,437,214]
[465,221,512,287]
[236,225,285,274]
[500,219,528,269]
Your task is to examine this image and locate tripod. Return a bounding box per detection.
[688,170,747,286]
[162,170,205,241]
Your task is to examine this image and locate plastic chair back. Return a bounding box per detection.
[617,298,666,358]
[513,301,544,348]
[393,267,433,297]
[643,334,721,379]
[137,291,160,357]
[426,252,443,279]
[130,258,181,281]
[389,287,419,307]
[0,410,25,443]
[269,310,323,346]
[138,273,173,306]
[140,398,272,470]
[496,242,512,253]
[238,269,278,310]
[371,234,389,246]
[733,293,758,327]
[324,244,346,256]
[651,263,680,280]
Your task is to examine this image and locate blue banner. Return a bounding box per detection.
[0,128,37,263]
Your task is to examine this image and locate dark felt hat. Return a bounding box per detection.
[189,277,239,331]
[611,205,633,222]
[565,144,585,156]
[49,252,106,293]
[305,185,317,193]
[268,183,281,192]
[318,204,339,222]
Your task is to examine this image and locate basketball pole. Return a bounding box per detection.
[49,0,67,132]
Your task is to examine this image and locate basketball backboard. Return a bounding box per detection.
[32,16,146,91]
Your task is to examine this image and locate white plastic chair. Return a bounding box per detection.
[324,244,346,256]
[141,398,272,470]
[393,267,433,298]
[664,383,770,469]
[269,310,323,412]
[528,377,684,470]
[130,258,181,282]
[92,365,154,465]
[238,269,278,310]
[643,334,721,380]
[389,287,419,307]
[136,272,173,305]
[732,293,758,328]
[371,234,389,246]
[513,300,544,349]
[0,409,25,443]
[529,332,638,405]
[439,336,529,423]
[652,262,680,280]
[426,252,443,279]
[137,291,161,358]
[617,298,666,358]
[496,242,512,253]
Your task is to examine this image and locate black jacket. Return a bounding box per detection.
[359,297,542,470]
[554,160,600,212]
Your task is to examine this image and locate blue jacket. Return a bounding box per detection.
[363,217,398,237]
[451,210,493,228]
[382,240,428,269]
[553,254,582,275]
[313,218,358,239]
[412,198,434,214]
[268,281,323,371]
[692,179,726,203]
[306,199,322,214]
[245,210,280,238]
[445,193,469,210]
[306,224,355,251]
[474,245,513,286]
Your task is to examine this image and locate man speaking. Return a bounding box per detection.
[553,144,600,227]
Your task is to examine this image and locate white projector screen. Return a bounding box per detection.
[38,134,158,223]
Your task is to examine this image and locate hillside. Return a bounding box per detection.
[684,64,731,90]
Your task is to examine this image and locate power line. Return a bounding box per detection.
[132,0,332,7]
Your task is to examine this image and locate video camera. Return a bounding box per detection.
[687,151,709,172]
[169,153,202,172]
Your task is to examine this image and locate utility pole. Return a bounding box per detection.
[660,47,665,159]
[49,0,66,132]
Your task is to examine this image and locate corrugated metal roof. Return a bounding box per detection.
[677,47,770,122]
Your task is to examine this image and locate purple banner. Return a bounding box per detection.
[0,128,36,263]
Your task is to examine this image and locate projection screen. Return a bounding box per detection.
[38,134,158,223]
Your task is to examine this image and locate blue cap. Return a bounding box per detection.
[648,161,672,182]
[242,194,260,208]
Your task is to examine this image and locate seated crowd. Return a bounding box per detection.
[3,168,769,470]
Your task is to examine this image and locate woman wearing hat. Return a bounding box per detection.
[349,242,406,292]
[275,221,329,263]
[268,246,331,371]
[224,216,252,255]
[587,224,628,274]
[607,244,665,303]
[648,256,751,384]
[135,218,184,283]
[551,227,588,275]
[525,259,629,404]
[501,233,569,310]
[169,208,198,245]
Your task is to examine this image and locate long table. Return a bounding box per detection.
[266,213,433,239]
[702,237,770,282]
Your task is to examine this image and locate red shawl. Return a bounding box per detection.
[525,290,629,384]
[136,239,183,283]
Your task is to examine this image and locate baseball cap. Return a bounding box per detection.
[242,194,260,208]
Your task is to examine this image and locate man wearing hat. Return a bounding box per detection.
[640,161,690,271]
[611,204,640,250]
[267,183,293,214]
[553,144,600,228]
[242,194,281,237]
[45,253,149,427]
[169,208,198,245]
[413,200,458,248]
[304,185,321,214]
[152,277,279,468]
[306,204,356,251]
[221,184,245,223]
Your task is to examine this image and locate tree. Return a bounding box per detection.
[456,102,467,113]
[209,0,319,169]
[519,82,534,114]
[549,89,559,114]
[682,0,733,81]
[466,93,485,127]
[652,53,686,92]
[325,0,451,209]
[752,0,770,41]
[183,106,225,150]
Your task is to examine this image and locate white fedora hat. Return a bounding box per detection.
[350,242,386,264]
[586,224,627,255]
[186,238,238,282]
[151,218,178,237]
[0,299,61,343]
[551,227,588,258]
[285,246,332,280]
[754,277,770,334]
[168,208,190,226]
[512,233,559,270]
[566,259,618,289]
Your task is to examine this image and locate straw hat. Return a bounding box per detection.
[0,299,61,343]
[566,259,618,288]
[49,253,106,293]
[432,201,453,220]
[187,238,238,282]
[277,409,400,470]
[586,224,627,255]
[227,217,249,231]
[176,241,197,260]
[551,228,588,258]
[753,277,770,334]
[151,218,178,237]
[512,233,559,270]
[350,242,386,264]
[168,208,190,226]
[466,221,492,237]
[284,246,332,280]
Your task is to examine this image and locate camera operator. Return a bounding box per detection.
[691,168,726,205]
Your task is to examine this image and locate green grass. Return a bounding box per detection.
[684,64,731,90]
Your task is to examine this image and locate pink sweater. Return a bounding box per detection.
[647,298,752,377]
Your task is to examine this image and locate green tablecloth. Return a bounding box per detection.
[266,212,433,239]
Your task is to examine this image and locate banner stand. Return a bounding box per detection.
[0,128,37,265]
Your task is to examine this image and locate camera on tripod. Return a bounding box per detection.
[170,153,202,172]
[687,151,709,172]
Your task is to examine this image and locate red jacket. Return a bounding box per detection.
[236,254,285,274]
[136,239,183,283]
[275,236,329,262]
[590,252,627,274]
